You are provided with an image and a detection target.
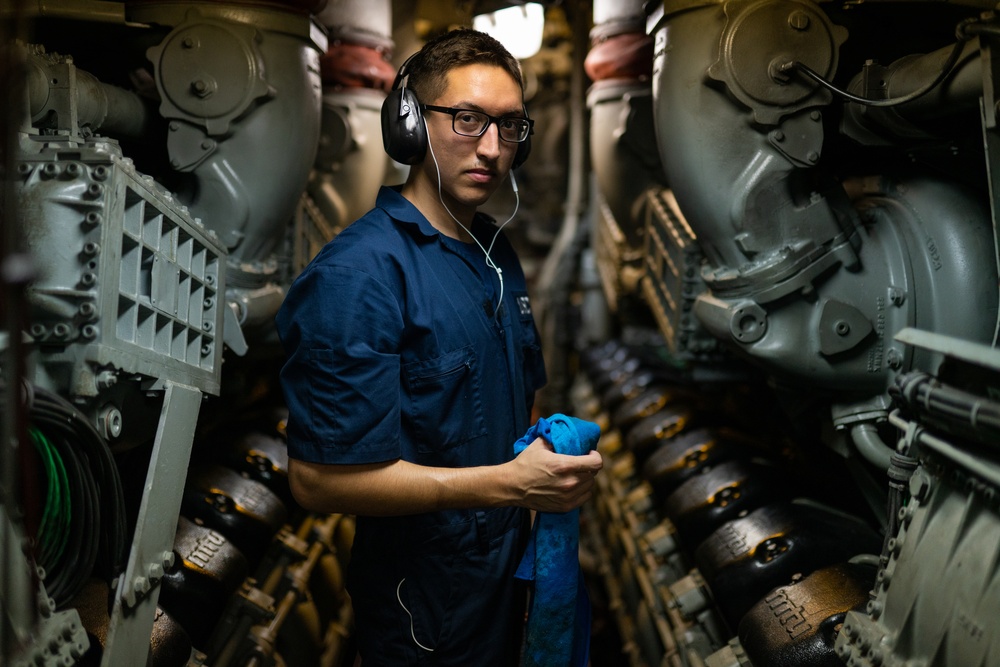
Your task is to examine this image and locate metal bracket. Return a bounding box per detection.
[100,382,203,667]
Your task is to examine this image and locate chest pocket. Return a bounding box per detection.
[404,345,487,455]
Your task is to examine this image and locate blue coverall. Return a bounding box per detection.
[276,185,547,665]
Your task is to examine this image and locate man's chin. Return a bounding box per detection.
[453,187,497,210]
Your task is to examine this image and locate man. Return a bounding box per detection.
[275,28,603,666]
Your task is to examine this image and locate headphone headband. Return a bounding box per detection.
[391,51,418,92]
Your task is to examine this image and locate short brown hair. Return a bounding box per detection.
[405,28,524,104]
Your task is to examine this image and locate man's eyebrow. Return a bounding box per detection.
[451,101,525,117]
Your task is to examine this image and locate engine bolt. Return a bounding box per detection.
[788,11,810,30]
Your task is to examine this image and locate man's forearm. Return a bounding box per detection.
[289,457,518,516]
[288,438,603,516]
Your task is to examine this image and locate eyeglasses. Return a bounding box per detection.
[422,105,533,143]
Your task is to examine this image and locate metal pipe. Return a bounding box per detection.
[230,285,287,331]
[862,39,982,122]
[14,0,130,24]
[26,52,150,137]
[134,2,325,263]
[842,38,983,143]
[535,0,590,413]
[850,422,894,472]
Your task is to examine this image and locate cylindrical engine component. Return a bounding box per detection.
[583,340,656,390]
[611,384,693,435]
[641,426,762,502]
[158,516,250,647]
[738,562,876,667]
[221,430,293,508]
[581,339,627,376]
[623,402,701,466]
[664,459,792,549]
[181,464,287,568]
[591,353,644,396]
[695,501,883,631]
[600,365,690,412]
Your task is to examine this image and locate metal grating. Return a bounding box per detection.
[17,141,226,395]
[641,189,720,359]
[117,187,220,371]
[593,192,645,311]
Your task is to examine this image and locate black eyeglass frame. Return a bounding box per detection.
[421,104,534,143]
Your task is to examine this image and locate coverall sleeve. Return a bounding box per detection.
[276,264,404,464]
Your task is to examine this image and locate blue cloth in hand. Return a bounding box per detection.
[514,414,601,667]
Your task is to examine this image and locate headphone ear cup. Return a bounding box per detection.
[381,87,426,165]
[512,134,531,170]
[512,104,531,170]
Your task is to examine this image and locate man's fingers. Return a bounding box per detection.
[571,450,603,472]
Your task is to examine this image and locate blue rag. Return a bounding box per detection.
[514,414,601,667]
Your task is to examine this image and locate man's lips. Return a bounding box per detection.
[466,169,496,183]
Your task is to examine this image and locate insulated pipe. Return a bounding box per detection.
[593,0,646,26]
[306,0,393,261]
[587,0,663,249]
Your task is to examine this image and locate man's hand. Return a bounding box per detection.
[507,437,604,513]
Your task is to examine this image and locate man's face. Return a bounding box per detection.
[421,64,524,215]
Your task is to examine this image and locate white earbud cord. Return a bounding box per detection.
[425,125,519,318]
[396,578,435,652]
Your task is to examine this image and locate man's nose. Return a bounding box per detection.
[477,122,502,160]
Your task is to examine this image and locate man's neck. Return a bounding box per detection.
[401,178,476,242]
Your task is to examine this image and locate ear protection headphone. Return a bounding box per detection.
[381,53,532,169]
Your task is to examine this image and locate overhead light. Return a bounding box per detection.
[473,3,545,60]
